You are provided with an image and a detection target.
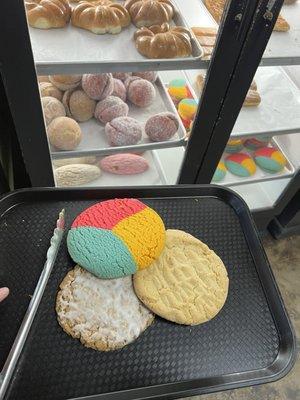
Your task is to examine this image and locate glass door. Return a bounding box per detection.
[179,0,300,223]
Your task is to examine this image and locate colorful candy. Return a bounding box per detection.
[225,153,256,177]
[253,147,286,173]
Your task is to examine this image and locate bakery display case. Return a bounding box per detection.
[0,1,299,398]
[0,1,299,222]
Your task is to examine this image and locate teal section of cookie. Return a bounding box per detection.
[225,160,250,177]
[255,156,282,173]
[212,168,226,182]
[67,227,137,279]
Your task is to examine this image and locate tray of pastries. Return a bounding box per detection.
[0,186,295,399]
[38,71,187,159]
[25,0,204,74]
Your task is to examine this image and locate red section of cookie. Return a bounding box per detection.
[72,198,146,230]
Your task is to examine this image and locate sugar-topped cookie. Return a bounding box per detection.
[56,266,154,351]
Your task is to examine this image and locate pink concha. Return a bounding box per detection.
[132,71,158,82]
[99,153,149,175]
[105,116,143,146]
[145,112,179,142]
[94,96,129,124]
[112,72,132,81]
[112,79,127,101]
[125,76,156,108]
[82,73,114,100]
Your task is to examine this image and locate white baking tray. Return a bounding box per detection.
[185,66,300,138]
[218,138,295,187]
[54,150,167,187]
[198,0,300,66]
[263,1,300,66]
[30,0,203,75]
[50,76,186,159]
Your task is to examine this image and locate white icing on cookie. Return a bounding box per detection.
[56,266,154,351]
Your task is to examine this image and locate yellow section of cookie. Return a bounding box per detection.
[134,229,229,325]
[113,207,166,270]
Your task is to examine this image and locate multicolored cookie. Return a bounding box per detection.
[225,139,243,153]
[168,79,192,103]
[67,199,166,279]
[178,98,198,121]
[225,153,256,177]
[243,137,270,151]
[254,147,286,173]
[56,266,154,351]
[212,162,227,182]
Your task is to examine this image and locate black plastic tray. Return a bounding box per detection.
[0,186,296,400]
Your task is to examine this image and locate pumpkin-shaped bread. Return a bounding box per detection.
[134,23,192,59]
[25,0,71,29]
[71,0,131,34]
[124,0,174,27]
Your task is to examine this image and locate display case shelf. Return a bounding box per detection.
[262,1,300,66]
[185,66,300,139]
[54,150,167,187]
[217,138,295,188]
[50,75,186,160]
[197,0,300,67]
[31,0,206,75]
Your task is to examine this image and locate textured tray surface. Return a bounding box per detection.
[0,203,59,370]
[3,195,281,400]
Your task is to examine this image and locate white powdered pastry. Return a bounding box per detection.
[56,265,154,351]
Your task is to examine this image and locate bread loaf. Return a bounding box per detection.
[124,0,174,27]
[55,164,101,186]
[38,76,51,83]
[99,154,149,174]
[47,117,82,150]
[53,156,97,168]
[49,75,82,91]
[41,96,66,125]
[71,0,131,34]
[25,0,71,29]
[63,90,96,122]
[134,23,192,59]
[39,82,63,101]
[196,73,261,107]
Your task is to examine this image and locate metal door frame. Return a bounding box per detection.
[178,0,285,184]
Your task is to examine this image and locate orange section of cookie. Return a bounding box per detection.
[113,207,166,269]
